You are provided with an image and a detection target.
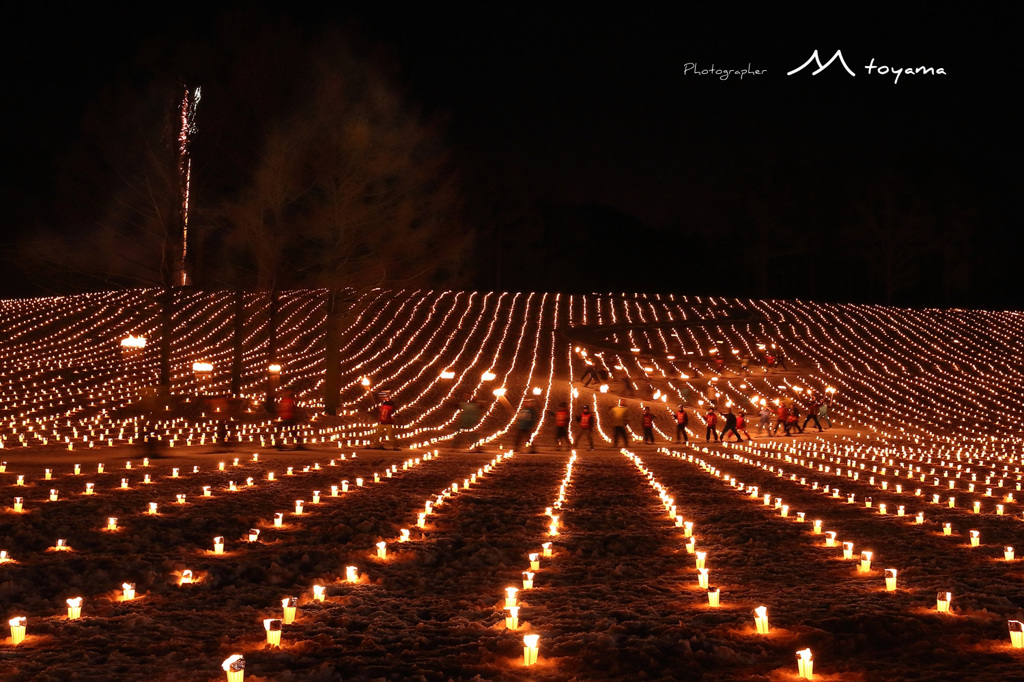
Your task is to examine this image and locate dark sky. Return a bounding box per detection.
[0,4,1017,304]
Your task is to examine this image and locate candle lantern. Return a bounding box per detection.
[505,606,519,630]
[754,606,769,634]
[331,485,339,497]
[294,500,304,515]
[695,551,707,570]
[843,542,854,560]
[376,541,387,559]
[281,597,297,624]
[796,649,814,679]
[897,505,904,517]
[312,585,326,602]
[813,520,822,534]
[400,529,410,543]
[697,568,709,589]
[346,566,358,583]
[884,569,897,591]
[274,513,284,528]
[176,494,186,504]
[49,489,58,501]
[859,551,872,572]
[222,654,245,682]
[707,587,720,607]
[341,481,349,493]
[684,521,693,537]
[248,529,260,543]
[264,618,282,646]
[505,587,518,608]
[107,517,118,531]
[523,634,540,666]
[85,483,94,495]
[530,553,540,570]
[144,474,151,484]
[970,530,980,547]
[825,531,837,548]
[180,570,193,585]
[916,512,924,524]
[67,597,83,619]
[878,504,886,515]
[936,591,952,613]
[8,617,26,645]
[74,464,80,475]
[121,478,129,489]
[219,462,225,471]
[974,500,981,514]
[204,486,211,497]
[13,497,23,512]
[1005,546,1015,561]
[214,536,225,554]
[781,505,789,518]
[312,491,320,504]
[122,583,136,600]
[417,512,426,528]
[948,497,956,508]
[1010,620,1024,649]
[44,469,51,481]
[943,523,951,536]
[998,504,1005,515]
[172,468,179,478]
[542,542,553,558]
[686,537,696,554]
[523,571,534,589]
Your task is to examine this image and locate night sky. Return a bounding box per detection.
[0,5,1017,306]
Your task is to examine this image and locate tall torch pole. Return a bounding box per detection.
[174,84,201,287]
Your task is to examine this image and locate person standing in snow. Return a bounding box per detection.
[610,399,630,448]
[641,405,656,444]
[575,404,596,450]
[674,405,689,443]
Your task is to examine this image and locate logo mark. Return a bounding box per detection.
[787,50,856,77]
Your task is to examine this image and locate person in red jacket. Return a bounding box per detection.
[374,397,397,450]
[641,406,656,444]
[705,409,719,442]
[674,405,689,444]
[550,402,572,450]
[576,405,595,451]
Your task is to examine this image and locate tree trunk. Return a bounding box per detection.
[158,286,174,397]
[230,288,244,397]
[323,289,343,416]
[264,289,280,415]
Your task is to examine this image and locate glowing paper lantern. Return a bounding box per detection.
[707,587,720,607]
[107,517,118,531]
[1005,546,1015,561]
[346,566,358,583]
[274,513,284,528]
[8,617,26,645]
[505,587,518,609]
[312,585,325,602]
[222,654,245,682]
[281,597,297,624]
[530,553,540,570]
[754,606,769,634]
[885,569,897,591]
[248,529,260,543]
[122,583,135,600]
[214,537,224,554]
[264,618,282,646]
[376,541,387,559]
[936,591,952,613]
[66,597,83,619]
[523,634,540,666]
[505,606,519,630]
[400,529,410,543]
[1010,620,1024,649]
[542,542,553,557]
[796,648,814,679]
[522,571,534,589]
[859,551,872,572]
[179,570,193,585]
[970,530,980,547]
